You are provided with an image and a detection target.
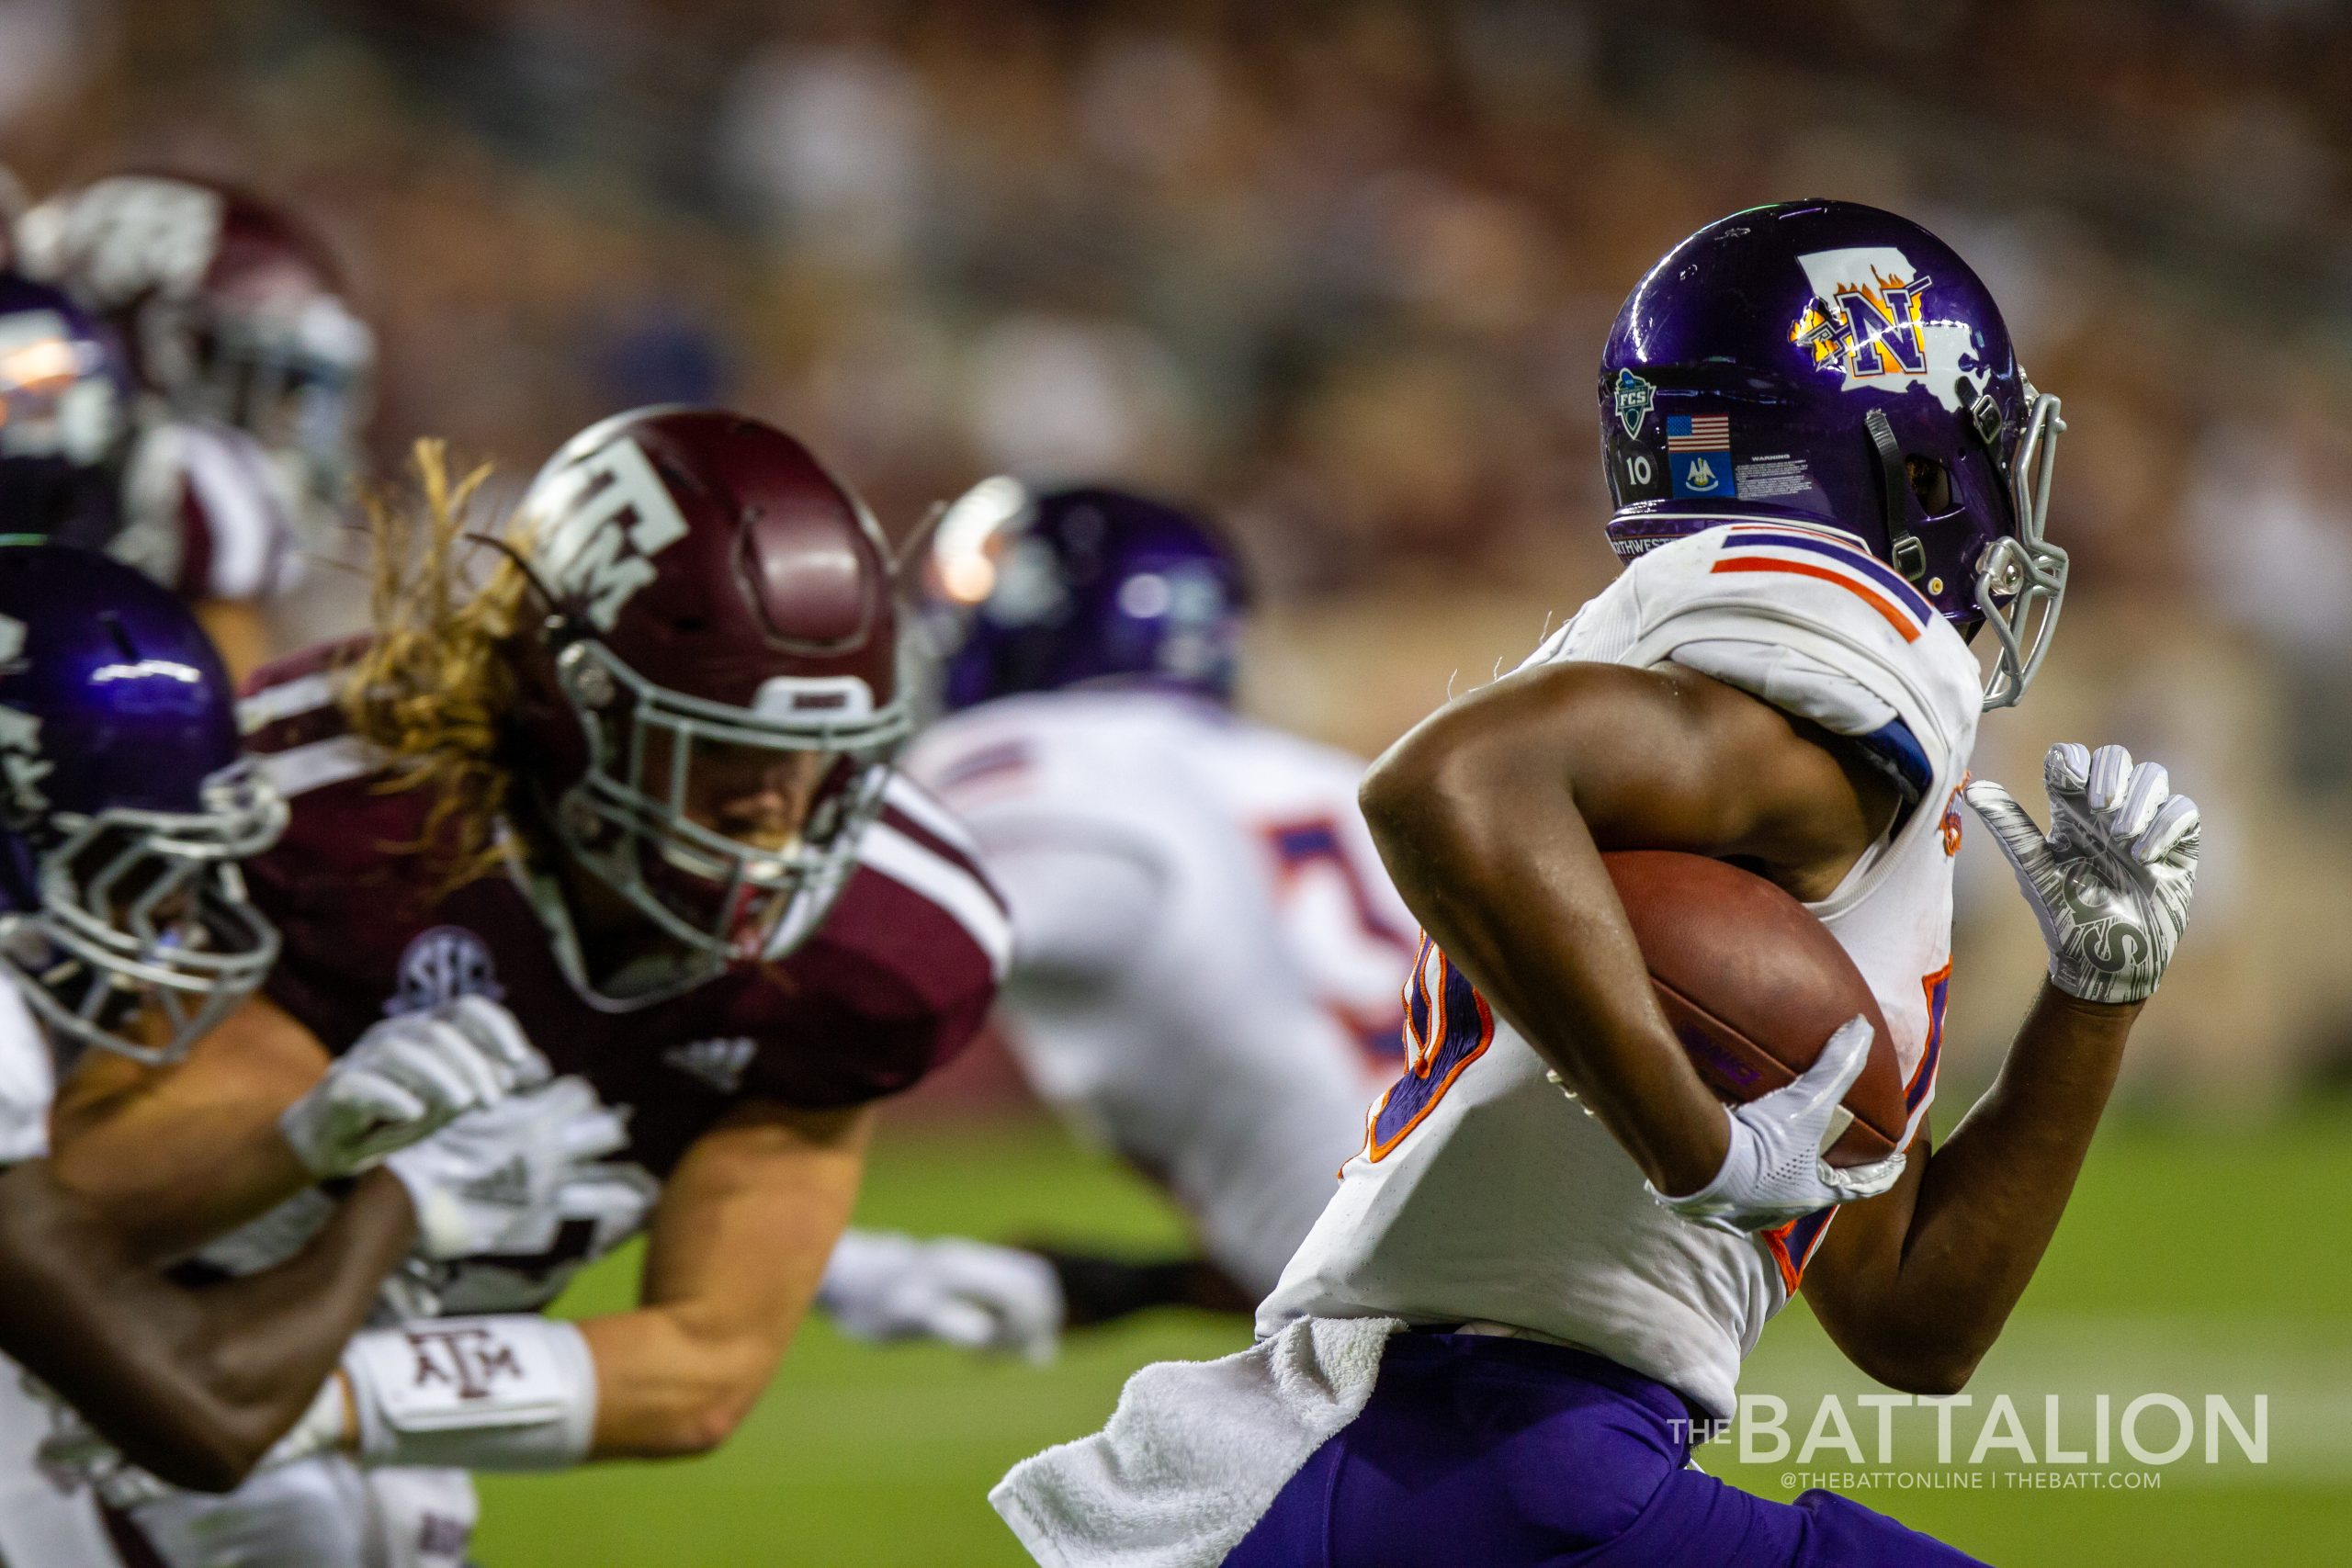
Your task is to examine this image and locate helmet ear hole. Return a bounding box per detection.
[1905,455,1954,517]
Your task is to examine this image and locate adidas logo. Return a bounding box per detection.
[664,1036,757,1095]
[462,1156,535,1207]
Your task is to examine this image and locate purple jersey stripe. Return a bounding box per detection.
[1719,531,1933,622]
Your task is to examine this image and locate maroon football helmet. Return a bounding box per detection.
[505,408,910,992]
[17,174,374,516]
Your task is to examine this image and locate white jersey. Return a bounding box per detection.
[0,976,127,1568]
[906,690,1417,1294]
[0,974,52,1166]
[0,973,464,1568]
[1261,522,1982,1417]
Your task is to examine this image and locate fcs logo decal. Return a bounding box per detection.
[385,926,504,1016]
[1612,367,1656,439]
[1790,246,1979,412]
[526,436,691,631]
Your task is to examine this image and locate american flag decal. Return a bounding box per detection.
[1667,414,1730,450]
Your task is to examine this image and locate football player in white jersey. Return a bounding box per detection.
[815,481,1417,1358]
[993,202,2200,1567]
[0,544,556,1568]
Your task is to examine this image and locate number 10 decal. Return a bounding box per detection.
[1366,936,1494,1161]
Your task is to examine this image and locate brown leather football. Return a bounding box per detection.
[1602,850,1905,1166]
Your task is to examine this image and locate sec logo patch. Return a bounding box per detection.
[385,925,504,1016]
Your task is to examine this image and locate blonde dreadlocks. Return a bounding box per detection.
[336,439,537,886]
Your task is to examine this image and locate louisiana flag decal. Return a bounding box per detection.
[1667,414,1732,498]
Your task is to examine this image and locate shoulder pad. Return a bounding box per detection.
[1546,523,1980,763]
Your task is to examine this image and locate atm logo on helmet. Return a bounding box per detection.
[527,437,692,632]
[1788,246,1976,412]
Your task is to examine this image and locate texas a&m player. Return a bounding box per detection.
[17,174,377,675]
[43,409,1009,1566]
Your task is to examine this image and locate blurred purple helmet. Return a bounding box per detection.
[0,272,130,547]
[0,543,283,1064]
[1599,200,2065,709]
[920,479,1250,713]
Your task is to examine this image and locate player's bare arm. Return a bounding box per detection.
[1804,742,2199,1393]
[1801,989,2132,1393]
[51,991,546,1260]
[1359,657,1901,1198]
[48,997,330,1257]
[580,1100,873,1458]
[0,1159,416,1491]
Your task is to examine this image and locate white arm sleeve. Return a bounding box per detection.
[343,1315,597,1472]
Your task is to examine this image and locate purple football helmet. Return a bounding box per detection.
[0,543,283,1063]
[1599,200,2065,709]
[921,479,1250,713]
[0,272,130,547]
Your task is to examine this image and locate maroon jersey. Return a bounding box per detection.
[116,419,306,603]
[237,645,1010,1180]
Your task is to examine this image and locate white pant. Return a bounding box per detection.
[0,1353,475,1568]
[126,1459,477,1568]
[0,1353,119,1567]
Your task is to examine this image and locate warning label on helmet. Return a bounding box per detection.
[1735,456,1815,502]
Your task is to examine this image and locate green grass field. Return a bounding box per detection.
[477,1106,2352,1566]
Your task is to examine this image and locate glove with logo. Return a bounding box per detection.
[383,1076,632,1261]
[818,1230,1065,1363]
[1650,1014,1908,1235]
[278,997,549,1179]
[1965,743,2200,1007]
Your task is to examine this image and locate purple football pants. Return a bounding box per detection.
[1222,1333,1988,1568]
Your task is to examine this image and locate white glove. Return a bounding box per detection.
[383,1076,631,1260]
[278,997,550,1179]
[818,1230,1064,1364]
[1965,743,2200,1007]
[27,1377,172,1510]
[1650,1015,1908,1235]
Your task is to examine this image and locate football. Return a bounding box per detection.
[1603,851,1906,1166]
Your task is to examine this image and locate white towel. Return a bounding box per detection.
[991,1314,1405,1568]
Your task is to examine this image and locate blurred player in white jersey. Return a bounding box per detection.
[814,480,1418,1357]
[995,203,2202,1567]
[0,544,559,1568]
[17,174,375,676]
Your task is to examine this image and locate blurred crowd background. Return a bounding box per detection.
[6,0,2350,1107]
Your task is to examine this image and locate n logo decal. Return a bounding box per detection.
[1791,245,1976,412]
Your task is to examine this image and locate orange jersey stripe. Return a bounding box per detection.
[1710,557,1921,642]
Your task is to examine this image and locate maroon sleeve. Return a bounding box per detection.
[729,793,1010,1109]
[238,643,436,1052]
